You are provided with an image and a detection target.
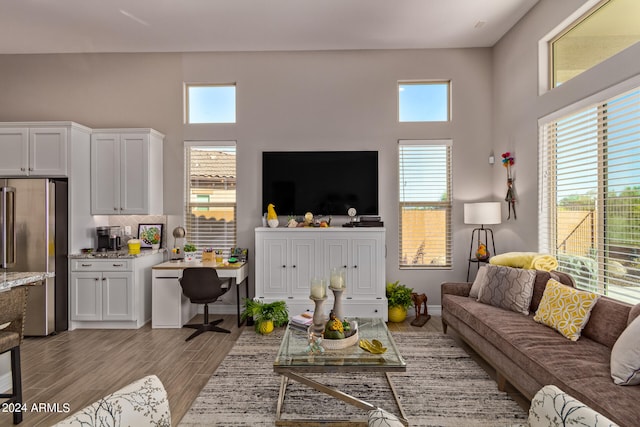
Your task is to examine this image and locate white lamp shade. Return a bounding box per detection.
[464,202,502,225]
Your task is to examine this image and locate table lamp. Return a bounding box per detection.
[464,202,501,281]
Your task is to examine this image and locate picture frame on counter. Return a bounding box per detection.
[138,223,164,248]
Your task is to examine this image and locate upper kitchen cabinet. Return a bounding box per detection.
[91,128,164,215]
[0,122,90,177]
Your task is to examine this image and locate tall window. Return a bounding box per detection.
[550,0,640,88]
[398,81,450,122]
[398,140,452,268]
[185,142,237,251]
[539,84,640,304]
[185,84,236,123]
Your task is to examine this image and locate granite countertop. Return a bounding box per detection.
[0,272,53,291]
[69,248,166,259]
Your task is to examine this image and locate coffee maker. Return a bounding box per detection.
[96,226,122,251]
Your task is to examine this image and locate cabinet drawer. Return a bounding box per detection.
[71,259,132,272]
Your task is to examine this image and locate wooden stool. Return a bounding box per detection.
[0,287,28,424]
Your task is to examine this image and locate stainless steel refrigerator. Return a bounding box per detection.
[0,178,68,336]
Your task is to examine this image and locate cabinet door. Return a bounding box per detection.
[120,133,149,214]
[152,272,184,328]
[350,238,379,298]
[289,238,317,298]
[102,272,135,321]
[0,128,29,176]
[258,237,288,298]
[70,272,102,321]
[91,133,120,214]
[29,127,68,176]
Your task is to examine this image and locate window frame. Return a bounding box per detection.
[538,75,640,305]
[184,141,237,253]
[184,83,237,124]
[397,81,451,123]
[398,139,453,269]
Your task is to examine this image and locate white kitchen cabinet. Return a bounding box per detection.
[151,270,196,328]
[255,227,387,320]
[90,128,164,215]
[69,252,164,329]
[0,123,88,177]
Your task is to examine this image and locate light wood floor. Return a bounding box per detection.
[8,314,525,426]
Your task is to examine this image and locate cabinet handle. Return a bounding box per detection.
[102,277,106,281]
[20,167,26,171]
[114,207,118,211]
[374,309,378,313]
[112,263,123,267]
[353,265,358,268]
[29,167,33,171]
[282,265,286,268]
[94,278,99,281]
[292,265,296,268]
[343,265,347,268]
[81,263,92,267]
[156,276,180,279]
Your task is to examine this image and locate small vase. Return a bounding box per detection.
[388,306,407,323]
[151,243,160,250]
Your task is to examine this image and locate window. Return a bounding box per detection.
[185,84,236,123]
[398,82,450,122]
[550,0,640,88]
[539,83,640,304]
[398,140,452,268]
[185,142,237,252]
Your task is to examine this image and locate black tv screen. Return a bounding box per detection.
[262,151,378,216]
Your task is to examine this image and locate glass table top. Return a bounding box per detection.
[274,317,406,373]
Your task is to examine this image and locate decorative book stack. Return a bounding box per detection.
[289,312,313,332]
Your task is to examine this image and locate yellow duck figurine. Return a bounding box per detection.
[267,204,277,220]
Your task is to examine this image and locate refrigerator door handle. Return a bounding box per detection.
[1,186,16,268]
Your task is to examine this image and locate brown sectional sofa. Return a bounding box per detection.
[441,270,640,427]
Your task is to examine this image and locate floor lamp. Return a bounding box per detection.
[464,202,502,281]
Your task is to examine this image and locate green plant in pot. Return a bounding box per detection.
[241,298,289,335]
[386,280,413,323]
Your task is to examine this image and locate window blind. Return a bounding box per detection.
[185,142,237,252]
[539,86,640,304]
[398,140,452,268]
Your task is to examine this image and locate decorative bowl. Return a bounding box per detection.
[321,329,359,350]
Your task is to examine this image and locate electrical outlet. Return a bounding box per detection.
[125,225,132,235]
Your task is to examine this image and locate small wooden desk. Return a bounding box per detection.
[151,260,249,328]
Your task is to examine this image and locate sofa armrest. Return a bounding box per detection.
[528,385,619,427]
[53,375,171,426]
[441,282,472,298]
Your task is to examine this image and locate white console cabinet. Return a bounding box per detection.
[255,227,387,320]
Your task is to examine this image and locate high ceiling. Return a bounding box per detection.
[0,0,539,54]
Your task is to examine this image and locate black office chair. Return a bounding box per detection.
[179,268,231,341]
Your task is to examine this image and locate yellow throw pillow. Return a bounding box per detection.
[533,279,600,341]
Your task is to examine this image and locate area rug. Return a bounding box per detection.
[179,330,527,426]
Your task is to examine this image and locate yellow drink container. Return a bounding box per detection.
[128,239,141,255]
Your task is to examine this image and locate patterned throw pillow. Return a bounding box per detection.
[368,408,404,427]
[477,265,537,315]
[533,279,600,341]
[469,265,489,299]
[611,314,640,385]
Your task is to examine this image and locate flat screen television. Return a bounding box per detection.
[262,151,378,216]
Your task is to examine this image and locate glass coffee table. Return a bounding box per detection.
[273,317,408,426]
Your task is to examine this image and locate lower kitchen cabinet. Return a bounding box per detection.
[69,252,164,329]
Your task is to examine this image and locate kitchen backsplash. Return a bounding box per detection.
[108,215,167,246]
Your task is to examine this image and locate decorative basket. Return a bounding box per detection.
[321,329,359,350]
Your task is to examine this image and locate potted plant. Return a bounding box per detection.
[241,298,289,335]
[386,280,413,323]
[183,243,197,261]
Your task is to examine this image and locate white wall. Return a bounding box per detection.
[491,0,640,252]
[0,48,494,305]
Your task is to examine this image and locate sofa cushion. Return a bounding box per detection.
[533,279,599,341]
[581,296,631,348]
[611,315,640,385]
[477,265,536,315]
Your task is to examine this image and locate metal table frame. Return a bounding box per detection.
[273,318,408,426]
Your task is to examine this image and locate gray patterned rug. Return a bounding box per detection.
[179,330,527,426]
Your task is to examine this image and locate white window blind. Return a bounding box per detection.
[185,142,237,252]
[539,85,640,304]
[398,140,452,268]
